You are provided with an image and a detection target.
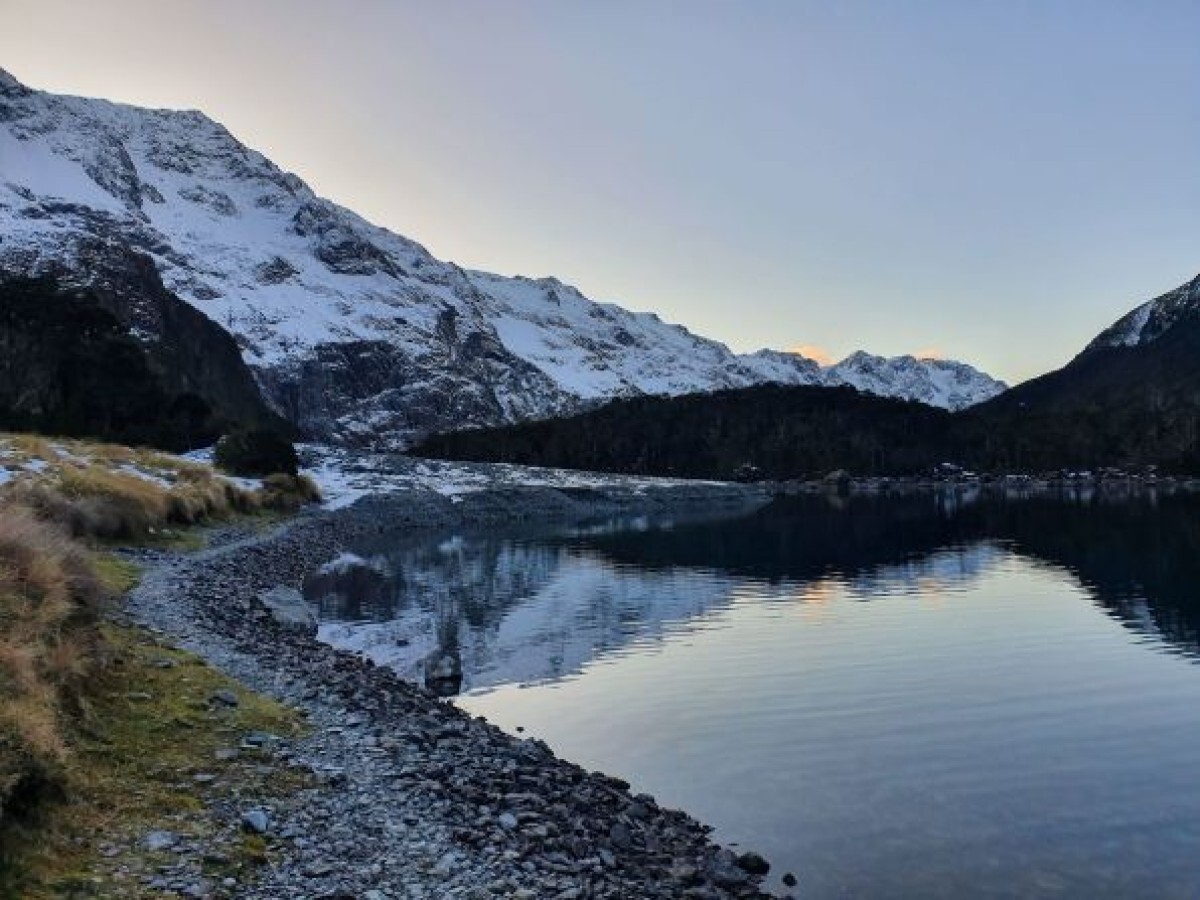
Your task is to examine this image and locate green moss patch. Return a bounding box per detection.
[0,623,311,899]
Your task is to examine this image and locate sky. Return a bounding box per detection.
[2,0,1199,384]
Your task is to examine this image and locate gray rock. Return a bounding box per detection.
[609,822,633,851]
[210,689,239,707]
[303,860,335,877]
[257,585,319,634]
[708,849,750,888]
[423,648,463,695]
[670,862,702,885]
[241,808,271,834]
[144,830,179,852]
[736,850,770,875]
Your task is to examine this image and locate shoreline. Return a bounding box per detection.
[123,481,780,899]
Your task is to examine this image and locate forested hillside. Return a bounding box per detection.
[416,380,1200,478]
[416,385,953,479]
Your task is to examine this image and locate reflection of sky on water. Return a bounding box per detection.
[309,493,1200,897]
[314,537,1006,693]
[456,553,1200,898]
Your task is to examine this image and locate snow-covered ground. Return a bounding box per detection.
[296,443,727,510]
[0,434,253,493]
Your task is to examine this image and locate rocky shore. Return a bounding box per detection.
[123,481,781,899]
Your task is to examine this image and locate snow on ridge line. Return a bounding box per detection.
[1088,272,1200,353]
[1,70,1006,448]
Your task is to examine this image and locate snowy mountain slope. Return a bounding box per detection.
[1087,272,1200,351]
[980,268,1200,429]
[826,351,1006,412]
[0,69,1004,447]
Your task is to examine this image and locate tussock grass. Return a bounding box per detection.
[11,464,245,540]
[1,623,309,898]
[259,472,322,511]
[6,434,54,461]
[0,507,108,820]
[0,436,319,895]
[1,432,321,541]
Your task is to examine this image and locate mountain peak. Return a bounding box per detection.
[0,67,30,96]
[0,77,1007,446]
[1088,272,1200,352]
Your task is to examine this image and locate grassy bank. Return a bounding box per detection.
[1,433,320,540]
[1,618,309,899]
[0,433,317,897]
[0,507,104,819]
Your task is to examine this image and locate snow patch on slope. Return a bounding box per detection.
[296,444,725,510]
[0,68,1006,445]
[1090,274,1200,352]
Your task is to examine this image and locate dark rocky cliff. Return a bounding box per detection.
[0,262,281,449]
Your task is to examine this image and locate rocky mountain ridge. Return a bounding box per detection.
[1086,272,1200,352]
[0,68,1005,448]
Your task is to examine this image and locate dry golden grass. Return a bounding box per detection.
[8,461,254,540]
[2,432,320,541]
[5,434,53,461]
[0,506,108,815]
[1,620,310,898]
[259,472,322,511]
[0,434,319,896]
[57,466,171,534]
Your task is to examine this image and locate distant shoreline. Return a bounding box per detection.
[771,471,1200,496]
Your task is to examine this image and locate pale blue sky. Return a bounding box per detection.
[3,0,1198,382]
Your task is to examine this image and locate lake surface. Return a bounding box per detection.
[312,490,1200,897]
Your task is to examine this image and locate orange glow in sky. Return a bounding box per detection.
[790,345,836,366]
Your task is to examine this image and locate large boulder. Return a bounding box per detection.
[257,586,318,635]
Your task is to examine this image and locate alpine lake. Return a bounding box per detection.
[310,486,1200,897]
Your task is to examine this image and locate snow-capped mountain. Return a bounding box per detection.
[974,268,1200,471]
[0,69,1004,447]
[826,351,1005,413]
[1087,272,1200,351]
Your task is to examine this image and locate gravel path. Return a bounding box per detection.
[123,482,782,899]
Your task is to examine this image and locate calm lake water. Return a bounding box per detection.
[312,490,1200,897]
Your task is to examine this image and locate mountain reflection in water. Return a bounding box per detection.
[309,490,1200,694]
[310,489,1200,897]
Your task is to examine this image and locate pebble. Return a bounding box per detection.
[144,830,178,852]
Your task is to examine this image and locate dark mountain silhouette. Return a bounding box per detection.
[417,273,1200,477]
[0,273,281,449]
